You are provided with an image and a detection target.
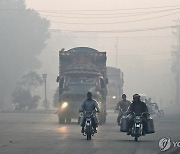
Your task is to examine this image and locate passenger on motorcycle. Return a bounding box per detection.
[127,94,149,136]
[79,92,100,133]
[116,94,131,125]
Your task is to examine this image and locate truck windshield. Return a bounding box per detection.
[69,77,95,84]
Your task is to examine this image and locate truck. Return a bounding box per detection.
[106,67,124,110]
[56,47,108,124]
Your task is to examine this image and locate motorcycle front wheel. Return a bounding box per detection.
[134,135,138,141]
[134,127,139,142]
[87,133,91,140]
[86,126,92,140]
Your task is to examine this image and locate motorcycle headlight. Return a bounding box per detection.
[61,102,68,109]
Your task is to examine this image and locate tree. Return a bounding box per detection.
[12,71,42,110]
[12,87,41,110]
[0,0,49,107]
[20,71,43,91]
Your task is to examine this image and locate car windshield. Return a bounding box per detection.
[69,77,95,84]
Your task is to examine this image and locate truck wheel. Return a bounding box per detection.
[100,112,106,124]
[99,114,105,125]
[59,116,65,124]
[66,117,71,123]
[98,115,103,125]
[99,119,103,125]
[103,114,106,124]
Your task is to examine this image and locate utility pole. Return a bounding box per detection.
[42,73,48,110]
[115,36,119,68]
[172,19,180,104]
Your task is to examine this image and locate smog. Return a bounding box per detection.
[0,0,180,154]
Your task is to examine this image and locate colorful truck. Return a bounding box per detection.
[106,67,124,109]
[56,47,108,124]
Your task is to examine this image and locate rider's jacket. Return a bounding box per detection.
[116,100,131,111]
[128,100,148,115]
[80,98,100,112]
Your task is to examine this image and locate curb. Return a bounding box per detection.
[0,110,56,114]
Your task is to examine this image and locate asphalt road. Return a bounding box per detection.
[0,109,180,154]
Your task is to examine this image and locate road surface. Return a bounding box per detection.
[0,108,180,154]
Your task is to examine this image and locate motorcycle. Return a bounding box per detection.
[130,112,147,141]
[80,111,96,140]
[147,103,164,117]
[120,111,155,141]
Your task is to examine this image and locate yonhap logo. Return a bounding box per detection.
[159,137,171,151]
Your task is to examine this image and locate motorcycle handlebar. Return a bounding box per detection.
[79,110,98,114]
[79,110,99,113]
[132,112,149,116]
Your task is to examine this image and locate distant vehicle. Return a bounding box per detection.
[106,67,124,109]
[147,103,164,117]
[56,47,108,124]
[139,94,147,102]
[139,94,164,117]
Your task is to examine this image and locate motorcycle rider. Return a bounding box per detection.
[127,94,149,136]
[116,94,131,125]
[79,92,100,133]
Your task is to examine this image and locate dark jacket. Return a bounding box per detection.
[128,100,148,115]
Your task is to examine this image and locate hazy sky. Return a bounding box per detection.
[25,0,180,103]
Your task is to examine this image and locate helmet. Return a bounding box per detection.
[133,94,140,100]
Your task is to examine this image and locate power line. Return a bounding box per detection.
[56,25,174,33]
[49,30,173,38]
[26,4,180,12]
[108,57,173,62]
[2,6,180,15]
[110,52,171,56]
[39,8,180,16]
[50,12,180,25]
[1,8,179,25]
[35,7,180,16]
[49,34,174,39]
[40,8,180,18]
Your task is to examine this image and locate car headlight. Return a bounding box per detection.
[61,102,68,109]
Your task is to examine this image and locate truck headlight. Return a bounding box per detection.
[112,96,116,99]
[61,102,68,109]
